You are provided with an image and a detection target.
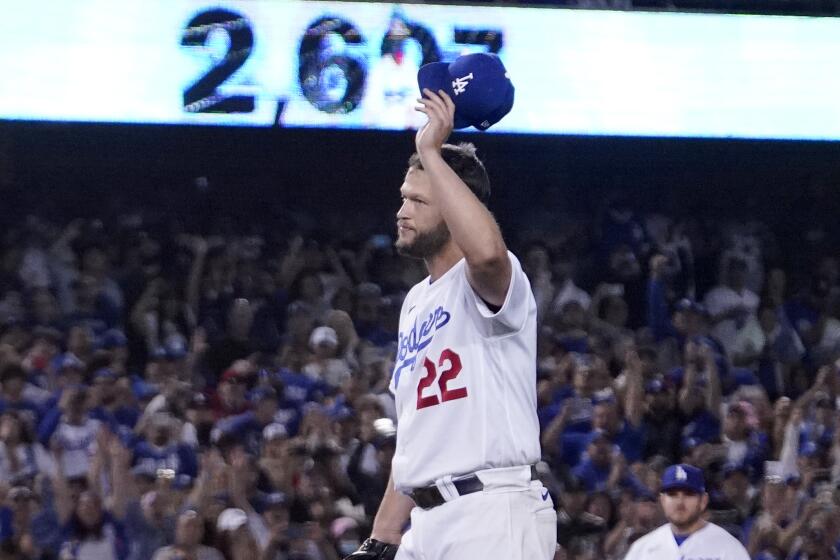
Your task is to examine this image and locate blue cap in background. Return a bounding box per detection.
[661,463,705,494]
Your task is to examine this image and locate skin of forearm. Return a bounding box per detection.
[370,474,415,544]
[419,152,508,272]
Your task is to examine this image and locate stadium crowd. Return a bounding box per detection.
[0,196,837,560]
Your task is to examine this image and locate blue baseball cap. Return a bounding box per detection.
[417,52,514,131]
[675,298,708,316]
[585,429,612,447]
[57,353,85,372]
[99,329,128,350]
[661,463,706,494]
[799,440,820,458]
[249,387,278,403]
[681,437,703,454]
[92,368,118,382]
[722,461,750,478]
[645,378,667,394]
[172,474,194,490]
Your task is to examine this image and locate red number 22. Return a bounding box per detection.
[416,349,468,410]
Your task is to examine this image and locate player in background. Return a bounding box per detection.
[624,464,751,560]
[345,88,556,560]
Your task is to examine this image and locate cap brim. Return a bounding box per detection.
[661,483,704,494]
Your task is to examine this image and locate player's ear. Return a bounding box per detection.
[700,492,709,510]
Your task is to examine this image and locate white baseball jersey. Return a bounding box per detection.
[624,522,751,560]
[389,251,540,491]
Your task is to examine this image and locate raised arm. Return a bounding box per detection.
[678,342,700,416]
[184,236,209,321]
[107,436,135,520]
[623,349,645,428]
[540,403,572,460]
[701,345,722,420]
[48,439,74,525]
[415,90,510,307]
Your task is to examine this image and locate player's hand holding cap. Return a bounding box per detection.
[661,463,706,494]
[417,52,514,131]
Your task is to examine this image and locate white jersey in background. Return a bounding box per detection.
[624,522,751,560]
[54,418,101,479]
[389,251,540,491]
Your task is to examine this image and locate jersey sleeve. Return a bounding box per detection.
[464,251,533,336]
[622,537,642,560]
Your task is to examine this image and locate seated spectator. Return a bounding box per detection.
[303,326,351,388]
[550,248,591,316]
[353,283,392,347]
[55,489,126,560]
[133,412,198,478]
[214,507,259,560]
[570,430,648,495]
[676,342,722,445]
[208,365,251,421]
[556,475,606,555]
[42,385,101,480]
[0,486,46,558]
[152,509,224,560]
[213,388,280,458]
[641,378,682,463]
[719,401,770,479]
[0,411,55,486]
[0,363,43,430]
[88,368,141,442]
[705,256,761,358]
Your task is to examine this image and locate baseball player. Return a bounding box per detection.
[624,464,750,560]
[345,88,555,559]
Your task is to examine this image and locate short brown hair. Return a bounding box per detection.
[408,142,491,203]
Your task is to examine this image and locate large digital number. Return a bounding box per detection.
[298,17,367,114]
[178,9,504,120]
[380,14,442,66]
[416,349,467,410]
[181,9,256,113]
[453,29,504,54]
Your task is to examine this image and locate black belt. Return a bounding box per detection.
[409,465,539,510]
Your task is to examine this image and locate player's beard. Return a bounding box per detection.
[396,220,451,259]
[668,504,705,533]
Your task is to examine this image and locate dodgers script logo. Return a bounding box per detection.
[393,306,451,388]
[452,73,473,96]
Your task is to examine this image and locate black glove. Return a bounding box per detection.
[343,538,399,560]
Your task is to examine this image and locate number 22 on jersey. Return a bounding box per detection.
[416,348,468,410]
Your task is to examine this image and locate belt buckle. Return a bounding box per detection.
[411,485,441,510]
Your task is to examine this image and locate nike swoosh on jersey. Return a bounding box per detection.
[541,490,550,501]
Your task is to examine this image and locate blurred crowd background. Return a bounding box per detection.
[0,179,839,560]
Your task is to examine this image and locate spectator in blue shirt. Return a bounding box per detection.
[88,368,140,444]
[133,412,197,478]
[677,341,723,445]
[0,486,45,558]
[212,388,280,457]
[0,364,43,431]
[571,430,648,495]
